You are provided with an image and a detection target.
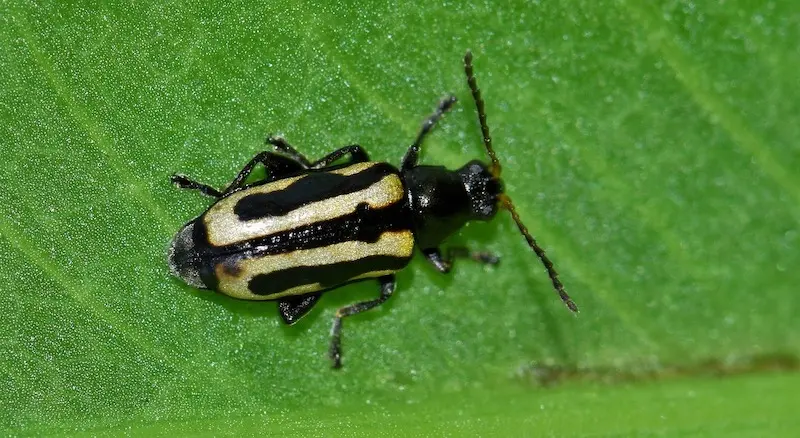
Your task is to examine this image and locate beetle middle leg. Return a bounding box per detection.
[170,174,223,198]
[171,151,306,198]
[268,136,370,169]
[220,151,307,196]
[422,247,499,273]
[329,275,396,369]
[267,136,313,167]
[311,145,370,169]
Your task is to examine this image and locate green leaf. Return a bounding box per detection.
[2,0,798,435]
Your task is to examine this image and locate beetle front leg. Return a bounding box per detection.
[329,275,396,369]
[423,247,499,273]
[401,95,457,170]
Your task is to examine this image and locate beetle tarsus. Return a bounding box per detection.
[329,317,344,369]
[328,275,396,368]
[170,174,222,198]
[423,247,500,273]
[447,246,500,266]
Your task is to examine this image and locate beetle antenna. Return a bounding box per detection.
[464,50,502,177]
[499,195,578,312]
[466,50,577,313]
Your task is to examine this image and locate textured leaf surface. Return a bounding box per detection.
[2,1,798,435]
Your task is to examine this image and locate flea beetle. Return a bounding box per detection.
[168,51,578,368]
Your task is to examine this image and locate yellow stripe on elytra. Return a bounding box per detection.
[215,230,414,300]
[328,161,376,176]
[204,163,404,246]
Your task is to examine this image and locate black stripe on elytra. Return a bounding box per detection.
[248,255,409,297]
[233,162,398,221]
[210,199,412,259]
[190,219,221,291]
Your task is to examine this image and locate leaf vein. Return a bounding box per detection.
[11,14,175,234]
[620,0,800,207]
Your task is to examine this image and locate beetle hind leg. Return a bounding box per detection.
[329,275,396,369]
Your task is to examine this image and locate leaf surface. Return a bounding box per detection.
[1,1,798,435]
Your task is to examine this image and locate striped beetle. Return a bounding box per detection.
[168,51,578,368]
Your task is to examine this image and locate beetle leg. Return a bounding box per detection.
[266,136,312,168]
[269,135,370,168]
[401,95,458,170]
[311,145,370,169]
[170,174,223,198]
[329,275,396,369]
[221,151,307,196]
[278,293,322,325]
[423,247,499,274]
[447,246,500,265]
